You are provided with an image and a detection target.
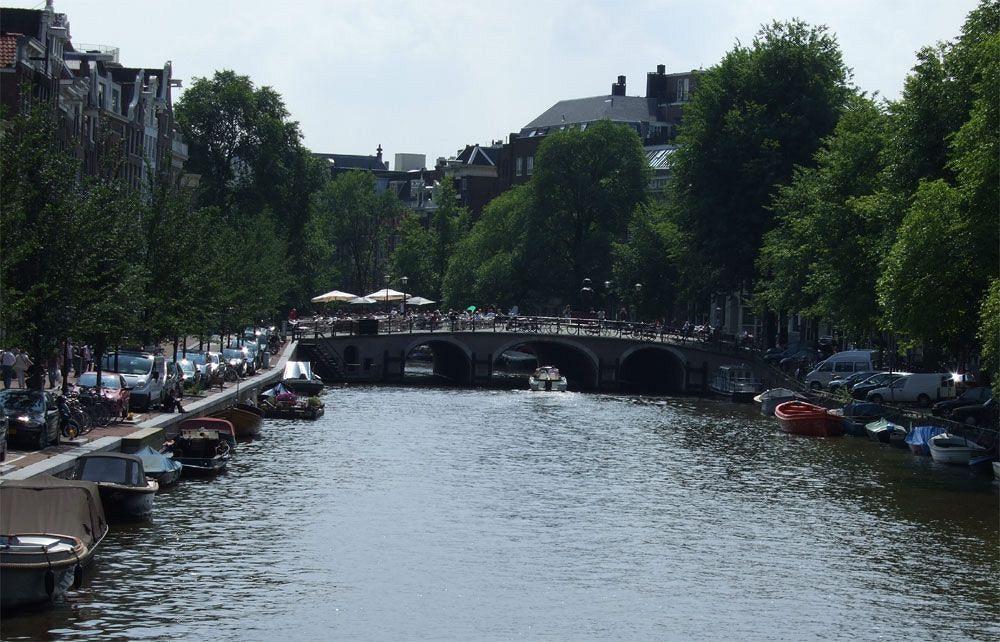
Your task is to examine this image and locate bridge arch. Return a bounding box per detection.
[618,345,687,394]
[492,336,600,390]
[403,336,473,384]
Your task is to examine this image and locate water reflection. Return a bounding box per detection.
[3,387,997,640]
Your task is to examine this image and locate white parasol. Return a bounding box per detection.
[348,296,377,305]
[364,288,408,302]
[311,290,358,304]
[405,296,436,306]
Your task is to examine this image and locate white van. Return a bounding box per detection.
[804,350,876,390]
[866,373,956,406]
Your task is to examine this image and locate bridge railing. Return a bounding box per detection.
[293,315,751,354]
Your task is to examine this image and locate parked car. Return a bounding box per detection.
[932,386,992,417]
[242,343,260,375]
[763,343,807,364]
[73,372,131,420]
[804,350,877,390]
[828,370,880,394]
[222,348,249,378]
[164,361,185,399]
[171,358,201,390]
[184,351,221,386]
[0,389,60,449]
[779,349,821,372]
[851,372,907,399]
[950,398,998,427]
[101,351,166,412]
[866,373,956,406]
[951,372,978,396]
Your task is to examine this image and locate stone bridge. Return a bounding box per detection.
[297,326,784,394]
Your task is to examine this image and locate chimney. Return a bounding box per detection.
[376,144,383,166]
[611,75,626,96]
[657,64,665,75]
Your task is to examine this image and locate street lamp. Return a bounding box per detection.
[634,283,642,323]
[604,280,614,321]
[401,275,409,317]
[580,277,593,316]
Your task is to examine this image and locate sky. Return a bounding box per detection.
[8,0,980,167]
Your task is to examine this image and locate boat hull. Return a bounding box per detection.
[0,535,87,609]
[211,407,263,439]
[261,405,324,420]
[97,484,156,522]
[928,434,987,465]
[149,466,182,488]
[177,453,230,477]
[529,377,567,392]
[774,401,844,437]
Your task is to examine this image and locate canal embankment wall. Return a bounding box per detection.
[1,341,297,481]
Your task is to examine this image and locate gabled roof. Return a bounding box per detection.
[522,95,657,134]
[456,144,499,167]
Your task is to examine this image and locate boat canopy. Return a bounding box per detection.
[134,446,182,475]
[75,453,146,487]
[283,361,316,381]
[0,474,107,548]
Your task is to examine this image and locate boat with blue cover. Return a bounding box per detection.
[134,446,183,487]
[905,425,947,456]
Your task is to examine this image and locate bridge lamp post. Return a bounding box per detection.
[401,275,409,318]
[634,283,642,323]
[604,280,614,321]
[580,278,593,317]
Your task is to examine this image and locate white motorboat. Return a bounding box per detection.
[74,453,157,522]
[928,433,987,465]
[710,365,764,403]
[529,366,567,392]
[0,475,108,608]
[754,387,805,416]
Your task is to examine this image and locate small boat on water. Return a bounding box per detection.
[905,425,947,456]
[709,365,764,403]
[529,366,567,392]
[260,387,325,419]
[282,361,324,396]
[211,406,262,439]
[835,402,894,436]
[754,388,804,417]
[167,428,231,477]
[73,453,157,522]
[0,475,108,609]
[774,401,844,437]
[928,433,988,465]
[864,418,906,445]
[179,418,236,449]
[134,446,183,487]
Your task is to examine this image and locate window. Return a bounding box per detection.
[676,77,690,102]
[854,362,868,372]
[526,156,534,176]
[818,362,832,372]
[111,88,120,113]
[515,157,523,176]
[834,362,853,373]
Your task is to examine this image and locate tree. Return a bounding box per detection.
[308,171,400,295]
[391,214,436,298]
[611,202,682,321]
[671,19,851,291]
[528,120,649,300]
[978,279,1000,379]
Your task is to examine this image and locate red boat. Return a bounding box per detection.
[774,401,844,437]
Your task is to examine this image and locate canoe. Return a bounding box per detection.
[211,407,263,439]
[774,401,844,437]
[928,433,988,465]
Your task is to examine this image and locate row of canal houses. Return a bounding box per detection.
[0,1,189,191]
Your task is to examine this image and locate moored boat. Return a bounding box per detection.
[74,454,157,522]
[864,418,900,444]
[905,425,947,456]
[282,361,324,396]
[837,402,894,436]
[179,417,236,449]
[774,401,844,437]
[211,406,263,439]
[529,366,567,392]
[754,388,804,417]
[928,433,988,465]
[134,446,183,487]
[0,475,108,609]
[168,428,231,476]
[709,365,764,403]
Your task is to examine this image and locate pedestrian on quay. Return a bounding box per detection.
[13,349,32,389]
[82,344,92,372]
[1,347,14,389]
[46,349,61,389]
[73,345,82,378]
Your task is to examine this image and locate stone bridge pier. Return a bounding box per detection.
[299,331,781,394]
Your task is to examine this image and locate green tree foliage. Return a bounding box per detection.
[174,70,324,311]
[611,202,682,321]
[878,181,978,354]
[757,95,888,336]
[978,279,1000,378]
[391,214,436,298]
[442,185,533,308]
[528,120,649,299]
[307,171,401,295]
[671,19,851,290]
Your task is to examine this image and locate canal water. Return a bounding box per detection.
[3,386,998,641]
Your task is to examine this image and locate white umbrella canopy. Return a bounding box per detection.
[311,289,358,304]
[405,296,436,306]
[364,288,408,302]
[348,296,377,305]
